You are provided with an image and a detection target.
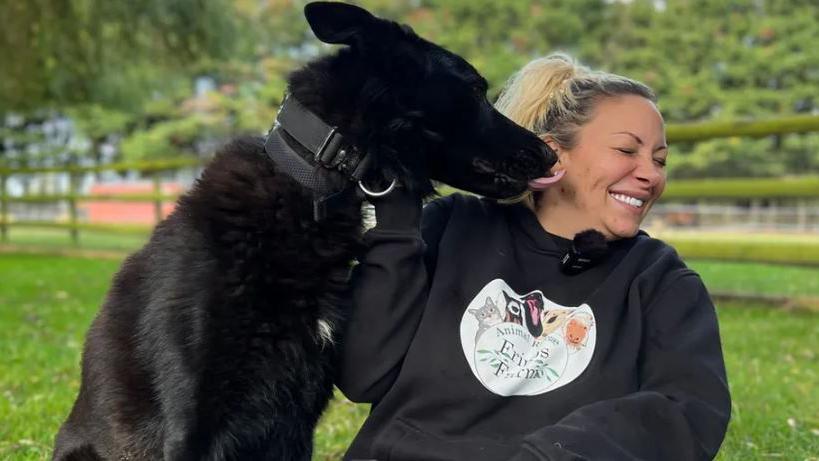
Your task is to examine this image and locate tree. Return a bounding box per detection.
[0,0,239,113]
[2,0,817,177]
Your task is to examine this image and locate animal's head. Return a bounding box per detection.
[501,291,524,323]
[522,293,544,327]
[565,313,593,346]
[469,297,503,324]
[294,2,555,199]
[540,308,571,337]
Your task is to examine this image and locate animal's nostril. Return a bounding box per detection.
[510,148,550,179]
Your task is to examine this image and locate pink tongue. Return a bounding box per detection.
[528,170,565,190]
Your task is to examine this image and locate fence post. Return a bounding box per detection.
[0,173,8,243]
[796,199,807,231]
[749,199,761,230]
[152,171,163,225]
[68,170,79,246]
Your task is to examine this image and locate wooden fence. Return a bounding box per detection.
[2,113,819,247]
[0,158,201,244]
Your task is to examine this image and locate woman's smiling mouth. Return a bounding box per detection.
[609,191,648,210]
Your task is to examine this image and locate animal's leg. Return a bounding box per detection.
[154,352,203,461]
[52,445,103,461]
[53,398,104,461]
[160,399,202,461]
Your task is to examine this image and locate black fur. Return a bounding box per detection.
[53,3,553,460]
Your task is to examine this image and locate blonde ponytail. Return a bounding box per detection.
[494,53,588,134]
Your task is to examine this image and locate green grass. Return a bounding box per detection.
[7,225,819,265]
[688,260,819,297]
[1,254,817,460]
[2,226,149,251]
[715,304,819,460]
[656,231,819,266]
[0,255,122,459]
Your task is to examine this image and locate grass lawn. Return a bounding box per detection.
[1,254,817,460]
[689,260,819,298]
[2,226,150,251]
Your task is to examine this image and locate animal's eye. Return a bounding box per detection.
[470,79,488,95]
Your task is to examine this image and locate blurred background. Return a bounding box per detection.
[0,1,817,460]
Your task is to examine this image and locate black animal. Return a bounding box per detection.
[53,2,554,460]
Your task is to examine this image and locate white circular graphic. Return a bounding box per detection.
[460,279,596,397]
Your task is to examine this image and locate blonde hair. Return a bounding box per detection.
[494,53,656,208]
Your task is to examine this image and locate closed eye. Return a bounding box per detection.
[470,77,489,95]
[617,148,666,167]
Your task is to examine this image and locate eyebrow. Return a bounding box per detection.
[613,131,668,152]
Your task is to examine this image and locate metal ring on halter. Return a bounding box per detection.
[358,178,398,197]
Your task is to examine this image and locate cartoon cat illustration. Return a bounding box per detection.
[468,296,504,342]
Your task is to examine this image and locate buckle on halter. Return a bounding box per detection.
[314,127,345,167]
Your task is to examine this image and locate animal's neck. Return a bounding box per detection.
[285,51,433,196]
[287,51,382,150]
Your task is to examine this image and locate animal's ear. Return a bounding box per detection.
[304,2,377,46]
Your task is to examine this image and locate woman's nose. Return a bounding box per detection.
[634,156,665,186]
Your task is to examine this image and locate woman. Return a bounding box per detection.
[337,53,731,461]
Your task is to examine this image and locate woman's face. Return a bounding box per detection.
[540,95,667,240]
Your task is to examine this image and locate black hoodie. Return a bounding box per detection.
[337,191,730,461]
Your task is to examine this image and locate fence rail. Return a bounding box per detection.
[2,112,819,249]
[0,159,201,244]
[0,158,202,175]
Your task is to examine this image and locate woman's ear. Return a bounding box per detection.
[540,135,566,172]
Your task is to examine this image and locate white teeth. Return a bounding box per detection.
[609,192,645,208]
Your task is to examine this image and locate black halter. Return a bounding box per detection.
[264,95,390,221]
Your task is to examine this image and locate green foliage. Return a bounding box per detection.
[64,106,132,141]
[121,115,224,160]
[596,0,819,178]
[662,175,819,199]
[115,57,289,162]
[0,0,239,112]
[2,0,819,176]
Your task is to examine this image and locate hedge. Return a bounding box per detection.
[666,113,819,143]
[661,176,819,200]
[665,234,819,266]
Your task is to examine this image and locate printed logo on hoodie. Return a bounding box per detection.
[460,279,596,396]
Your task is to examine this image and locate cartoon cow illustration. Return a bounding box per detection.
[502,291,545,337]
